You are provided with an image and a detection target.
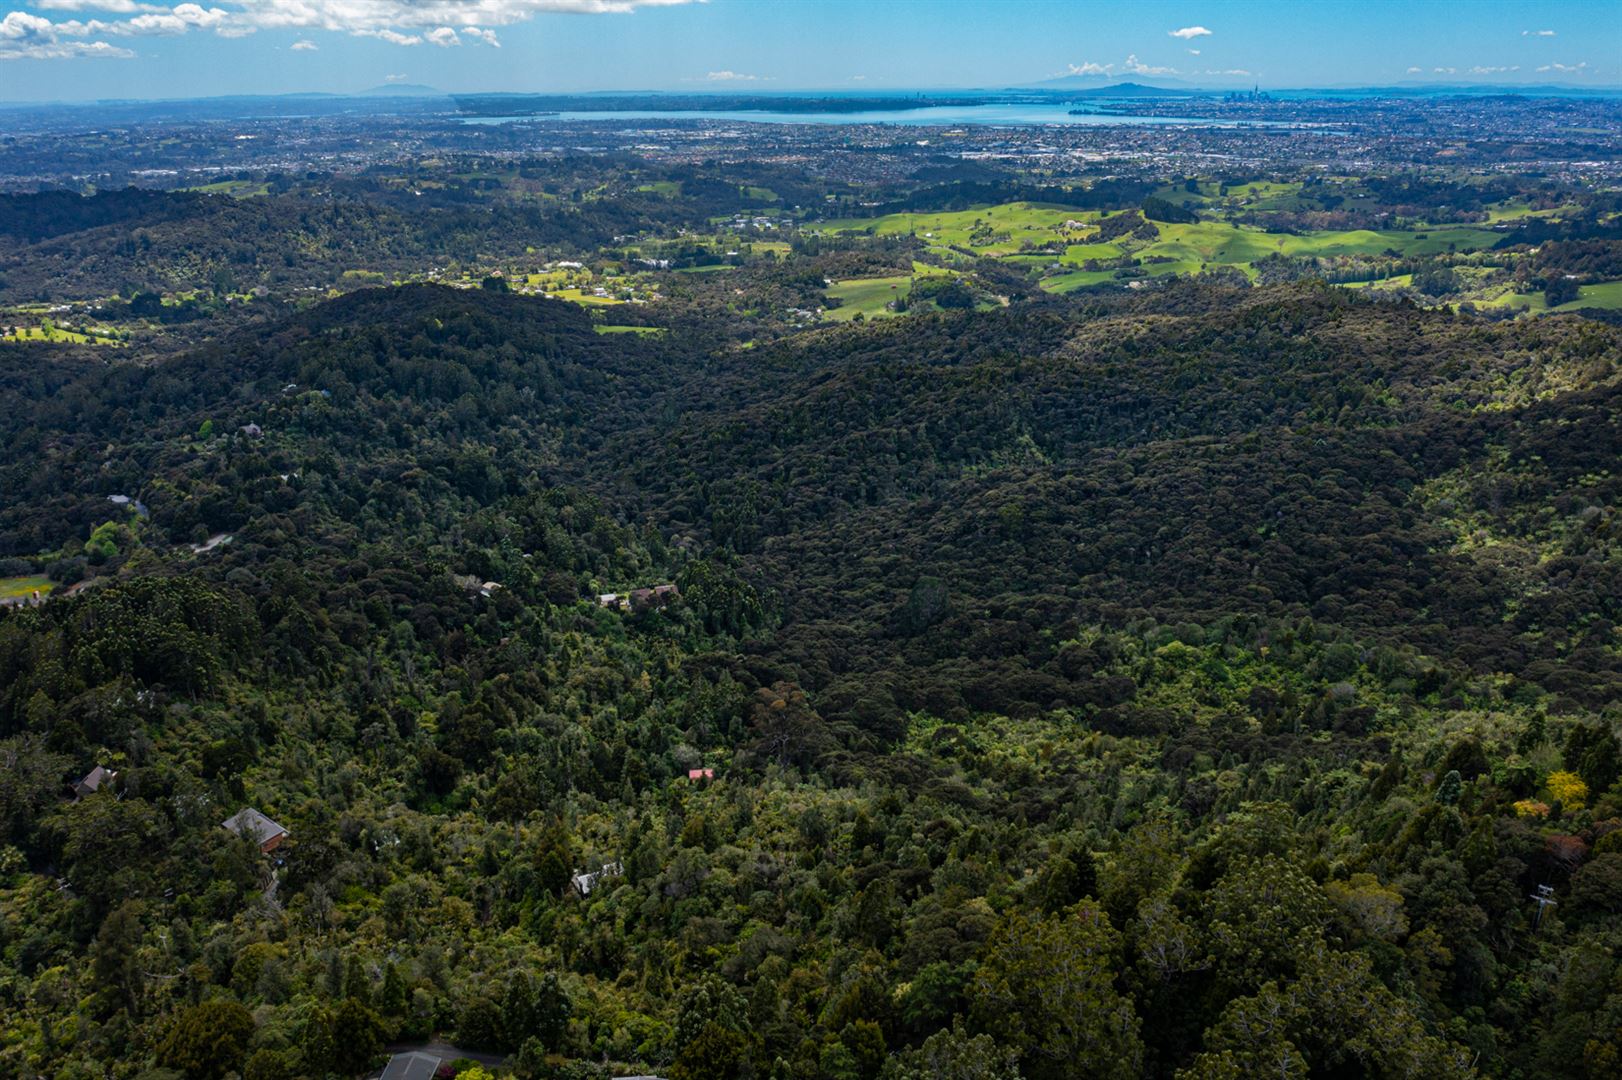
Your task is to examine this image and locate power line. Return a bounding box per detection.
[1530,884,1557,930]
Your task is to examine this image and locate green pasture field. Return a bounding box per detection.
[819,202,1101,254]
[822,262,957,321]
[1221,180,1301,200]
[1136,220,1502,265]
[550,288,625,305]
[1040,269,1125,294]
[523,271,594,288]
[822,202,1504,284]
[4,325,123,345]
[0,576,53,601]
[1479,280,1622,314]
[184,179,271,197]
[1481,201,1575,224]
[823,276,914,320]
[593,325,666,335]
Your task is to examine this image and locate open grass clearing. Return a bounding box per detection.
[0,576,53,602]
[823,275,914,320]
[550,288,626,305]
[4,325,124,346]
[822,263,958,320]
[819,202,1100,254]
[183,179,270,198]
[823,202,1504,279]
[1040,269,1123,293]
[1479,280,1622,314]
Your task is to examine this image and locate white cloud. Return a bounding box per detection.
[35,0,164,10]
[1186,48,1199,55]
[362,28,419,45]
[41,6,231,38]
[1537,61,1587,73]
[1066,61,1113,75]
[1,8,137,57]
[1433,66,1456,75]
[1202,68,1251,76]
[173,4,222,26]
[1169,25,1211,40]
[705,69,764,81]
[2,9,54,32]
[228,0,697,32]
[1468,65,1519,75]
[3,0,696,58]
[1406,66,1421,73]
[1522,29,1555,36]
[1122,53,1179,76]
[383,72,406,81]
[289,36,313,49]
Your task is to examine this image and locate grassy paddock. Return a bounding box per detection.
[820,201,1507,281]
[4,325,123,345]
[823,263,958,321]
[0,576,52,601]
[1479,280,1622,313]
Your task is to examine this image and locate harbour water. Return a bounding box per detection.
[459,102,1307,128]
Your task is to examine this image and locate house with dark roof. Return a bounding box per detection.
[379,1050,441,1080]
[221,807,289,853]
[600,584,681,613]
[374,1044,437,1076]
[72,765,117,800]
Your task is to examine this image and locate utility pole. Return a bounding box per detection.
[1530,884,1557,930]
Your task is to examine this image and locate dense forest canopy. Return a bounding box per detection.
[0,148,1619,1080]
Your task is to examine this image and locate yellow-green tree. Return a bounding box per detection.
[971,901,1143,1080]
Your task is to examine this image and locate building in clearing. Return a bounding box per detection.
[601,584,681,612]
[687,767,715,781]
[571,860,624,897]
[221,808,289,853]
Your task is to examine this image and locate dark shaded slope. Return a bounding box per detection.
[562,285,1621,721]
[2,281,1617,719]
[0,285,657,552]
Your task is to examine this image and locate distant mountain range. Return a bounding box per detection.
[1030,77,1200,95]
[9,79,1618,113]
[358,83,447,98]
[1020,76,1621,98]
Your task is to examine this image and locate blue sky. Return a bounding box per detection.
[2,0,1618,102]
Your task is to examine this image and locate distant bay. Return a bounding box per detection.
[458,102,1313,128]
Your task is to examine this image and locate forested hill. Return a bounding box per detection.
[642,286,1622,719]
[0,173,810,304]
[0,285,662,553]
[0,281,1619,1079]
